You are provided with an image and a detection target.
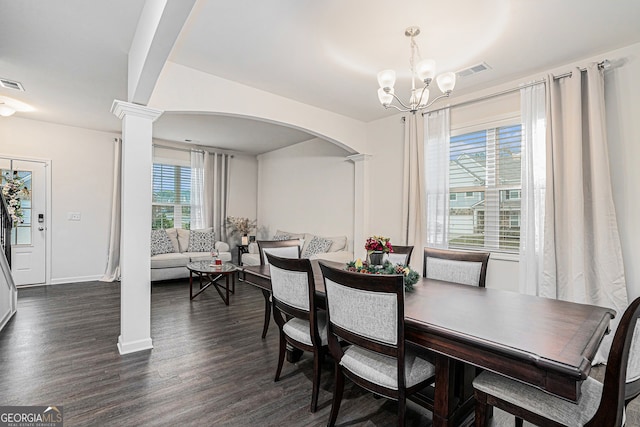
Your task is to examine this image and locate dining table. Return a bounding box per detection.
[240,260,616,427]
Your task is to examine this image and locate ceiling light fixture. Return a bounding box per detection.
[0,103,16,117]
[377,26,456,114]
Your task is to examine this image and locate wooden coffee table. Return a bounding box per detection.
[187,260,237,304]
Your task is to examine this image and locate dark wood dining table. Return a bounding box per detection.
[240,261,615,427]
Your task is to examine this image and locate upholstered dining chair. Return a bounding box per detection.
[385,245,414,266]
[320,263,436,427]
[257,239,302,338]
[423,247,490,287]
[267,253,328,413]
[258,239,301,265]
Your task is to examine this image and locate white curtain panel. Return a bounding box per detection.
[205,152,231,242]
[544,63,628,364]
[190,150,206,230]
[424,109,450,249]
[519,83,547,296]
[401,114,427,271]
[101,138,121,282]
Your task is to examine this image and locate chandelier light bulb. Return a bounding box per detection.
[378,87,394,106]
[0,104,16,117]
[436,72,457,93]
[377,69,396,90]
[416,59,436,83]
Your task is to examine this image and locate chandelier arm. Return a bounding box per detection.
[385,103,408,112]
[389,91,413,111]
[416,85,430,107]
[422,92,452,110]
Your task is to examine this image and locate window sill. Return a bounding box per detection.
[488,251,519,262]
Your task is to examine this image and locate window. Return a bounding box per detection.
[152,163,191,230]
[1,169,32,245]
[448,124,522,253]
[449,193,457,201]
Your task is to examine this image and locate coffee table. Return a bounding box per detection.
[187,260,237,304]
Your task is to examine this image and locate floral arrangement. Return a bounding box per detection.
[2,175,29,227]
[365,235,393,254]
[346,259,420,291]
[226,216,256,235]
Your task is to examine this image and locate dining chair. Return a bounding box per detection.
[423,247,490,287]
[320,263,436,427]
[267,253,328,412]
[385,245,414,266]
[473,296,640,427]
[258,239,301,265]
[257,239,302,338]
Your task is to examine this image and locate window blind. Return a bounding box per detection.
[152,164,191,230]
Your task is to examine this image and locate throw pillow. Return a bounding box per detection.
[302,236,332,258]
[272,234,291,241]
[187,229,216,252]
[150,229,175,256]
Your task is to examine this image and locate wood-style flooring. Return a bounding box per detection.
[0,279,638,426]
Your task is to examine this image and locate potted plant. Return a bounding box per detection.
[365,235,393,265]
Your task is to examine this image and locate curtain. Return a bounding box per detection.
[424,109,450,249]
[544,63,628,364]
[519,83,547,296]
[190,150,206,230]
[101,138,121,282]
[401,114,427,271]
[204,152,231,242]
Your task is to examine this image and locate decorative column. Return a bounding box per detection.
[111,100,163,355]
[347,154,372,260]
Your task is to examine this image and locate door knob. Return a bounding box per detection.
[38,226,45,231]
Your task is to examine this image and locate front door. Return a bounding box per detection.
[1,158,47,286]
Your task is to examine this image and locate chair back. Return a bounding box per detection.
[258,239,301,266]
[423,247,490,287]
[320,263,404,360]
[385,245,414,266]
[587,296,640,426]
[267,253,314,313]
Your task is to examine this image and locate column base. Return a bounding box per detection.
[117,335,153,355]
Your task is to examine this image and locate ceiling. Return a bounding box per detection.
[2,0,640,154]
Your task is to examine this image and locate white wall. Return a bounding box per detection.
[256,138,354,247]
[0,117,117,284]
[364,41,640,296]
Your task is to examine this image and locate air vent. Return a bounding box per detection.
[0,78,25,91]
[456,62,491,78]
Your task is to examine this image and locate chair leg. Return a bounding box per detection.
[397,393,406,427]
[328,365,345,427]
[274,332,287,382]
[261,289,271,338]
[474,390,490,427]
[310,349,322,412]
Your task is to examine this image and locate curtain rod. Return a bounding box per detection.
[421,59,610,116]
[153,143,234,158]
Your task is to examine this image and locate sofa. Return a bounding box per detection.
[241,229,353,266]
[150,228,232,281]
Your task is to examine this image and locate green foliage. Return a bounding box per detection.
[345,260,419,291]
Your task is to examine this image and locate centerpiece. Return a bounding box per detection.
[365,235,393,266]
[226,216,257,245]
[346,258,419,291]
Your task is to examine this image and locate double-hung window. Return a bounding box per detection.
[448,123,522,253]
[152,163,191,230]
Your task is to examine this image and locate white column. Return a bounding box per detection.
[348,154,372,260]
[111,100,163,355]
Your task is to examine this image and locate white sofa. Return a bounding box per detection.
[150,228,232,281]
[241,230,352,266]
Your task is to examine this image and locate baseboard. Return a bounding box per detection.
[117,335,153,355]
[50,274,104,285]
[0,307,16,332]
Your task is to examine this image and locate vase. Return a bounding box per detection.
[369,251,384,266]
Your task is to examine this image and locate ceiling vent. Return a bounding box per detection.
[0,78,25,91]
[456,62,491,78]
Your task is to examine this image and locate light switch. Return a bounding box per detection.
[68,212,81,221]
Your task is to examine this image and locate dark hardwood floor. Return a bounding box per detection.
[1,280,638,426]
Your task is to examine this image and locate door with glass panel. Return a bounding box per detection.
[0,158,47,286]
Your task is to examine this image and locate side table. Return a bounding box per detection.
[237,244,249,265]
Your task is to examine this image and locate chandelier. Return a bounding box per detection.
[377,26,456,114]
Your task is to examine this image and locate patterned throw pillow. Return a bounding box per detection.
[302,236,332,258]
[272,234,291,241]
[150,229,175,256]
[187,230,216,252]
